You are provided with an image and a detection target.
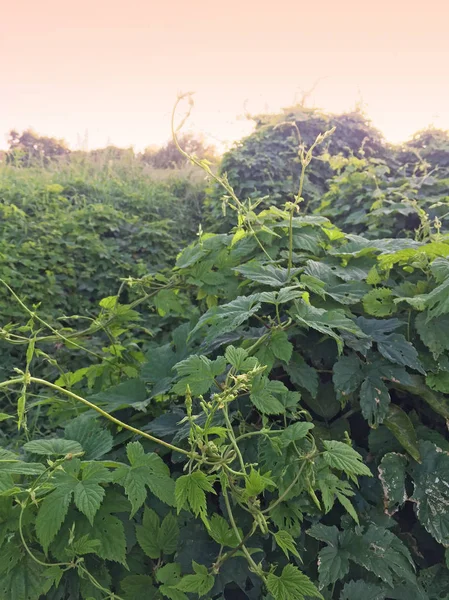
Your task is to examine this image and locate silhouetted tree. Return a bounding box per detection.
[7,129,70,165]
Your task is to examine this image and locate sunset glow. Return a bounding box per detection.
[1,0,448,151]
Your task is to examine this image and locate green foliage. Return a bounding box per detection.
[1,104,449,599]
[0,159,205,326]
[206,105,449,241]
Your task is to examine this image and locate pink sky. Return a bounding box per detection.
[1,0,448,151]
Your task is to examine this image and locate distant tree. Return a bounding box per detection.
[141,133,217,168]
[7,129,70,165]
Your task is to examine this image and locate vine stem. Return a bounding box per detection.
[222,487,267,584]
[19,502,70,569]
[261,457,310,514]
[0,377,197,459]
[234,429,283,444]
[223,405,247,476]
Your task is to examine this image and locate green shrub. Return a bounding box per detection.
[0,162,205,323]
[206,107,449,240]
[205,106,389,229]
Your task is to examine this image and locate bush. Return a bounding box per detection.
[206,107,449,240]
[0,161,206,324]
[205,106,389,228]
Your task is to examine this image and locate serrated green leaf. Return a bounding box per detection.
[415,313,449,357]
[259,286,306,304]
[70,535,101,556]
[175,472,215,519]
[120,575,158,600]
[281,422,314,446]
[269,330,293,363]
[345,524,416,587]
[73,481,105,526]
[190,294,261,343]
[156,562,182,585]
[157,564,189,600]
[274,530,300,558]
[291,300,365,354]
[322,440,372,478]
[0,460,45,475]
[245,468,275,497]
[65,415,113,460]
[160,586,189,600]
[425,277,449,319]
[73,462,111,525]
[426,370,449,393]
[249,377,286,415]
[160,512,180,555]
[326,281,371,305]
[363,288,395,316]
[89,507,127,565]
[335,491,359,523]
[176,561,214,597]
[266,564,323,600]
[317,543,350,587]
[391,374,449,420]
[208,514,241,548]
[0,553,55,600]
[172,355,226,395]
[234,261,301,287]
[224,345,258,372]
[36,487,72,552]
[136,507,162,559]
[115,442,175,515]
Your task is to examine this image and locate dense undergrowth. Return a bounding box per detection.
[0,100,449,600]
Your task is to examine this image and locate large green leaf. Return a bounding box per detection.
[23,438,83,456]
[36,460,111,550]
[136,507,179,559]
[249,377,287,415]
[234,262,301,287]
[291,301,365,353]
[359,377,390,426]
[411,441,449,545]
[114,442,175,516]
[378,452,408,515]
[172,355,226,396]
[266,564,323,600]
[322,440,372,478]
[376,333,425,374]
[415,313,449,357]
[176,561,215,597]
[284,353,319,398]
[333,354,365,401]
[64,415,113,460]
[383,405,421,461]
[190,294,261,343]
